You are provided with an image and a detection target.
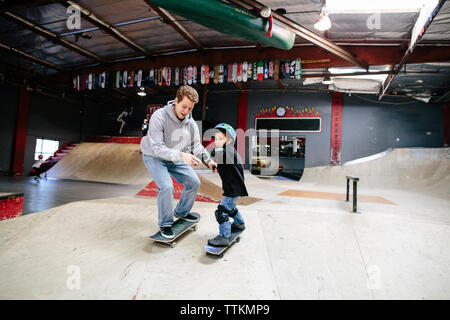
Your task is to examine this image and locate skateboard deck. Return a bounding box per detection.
[218,64,224,83]
[122,70,128,88]
[130,70,135,87]
[257,61,263,81]
[242,61,248,82]
[295,58,301,79]
[213,65,219,84]
[253,62,257,81]
[137,70,142,87]
[284,60,290,79]
[204,229,243,258]
[237,63,242,82]
[268,60,274,79]
[200,65,205,84]
[204,65,209,84]
[223,64,228,83]
[88,73,92,90]
[264,61,268,79]
[101,72,106,88]
[232,63,237,82]
[247,62,252,81]
[149,212,200,248]
[290,60,296,79]
[228,64,233,83]
[175,67,180,86]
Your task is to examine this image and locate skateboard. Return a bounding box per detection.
[122,70,127,88]
[130,70,135,87]
[290,60,296,79]
[137,70,142,87]
[218,64,224,83]
[257,61,263,81]
[232,63,237,82]
[213,65,219,84]
[227,64,233,83]
[192,65,197,84]
[204,65,209,84]
[268,60,274,79]
[242,61,248,82]
[284,60,290,79]
[247,62,252,81]
[174,67,179,86]
[167,67,172,86]
[295,58,301,79]
[88,73,92,90]
[116,71,120,88]
[101,72,106,88]
[237,63,242,82]
[252,62,257,81]
[154,68,159,86]
[223,64,228,83]
[264,61,269,79]
[149,212,200,248]
[204,229,243,258]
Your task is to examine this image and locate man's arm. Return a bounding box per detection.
[190,121,213,164]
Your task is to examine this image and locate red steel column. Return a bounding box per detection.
[237,91,248,164]
[12,86,30,175]
[330,92,343,166]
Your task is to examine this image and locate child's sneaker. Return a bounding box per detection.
[231,223,245,231]
[160,226,175,239]
[207,235,230,247]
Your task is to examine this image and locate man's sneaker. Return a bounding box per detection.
[207,235,230,247]
[160,227,175,239]
[231,223,245,231]
[175,212,199,223]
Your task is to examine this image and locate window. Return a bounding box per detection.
[35,138,59,160]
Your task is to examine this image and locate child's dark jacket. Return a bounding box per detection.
[211,145,248,197]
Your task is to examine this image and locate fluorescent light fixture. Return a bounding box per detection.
[314,12,331,31]
[326,0,430,12]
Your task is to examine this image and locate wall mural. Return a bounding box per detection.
[255,105,322,118]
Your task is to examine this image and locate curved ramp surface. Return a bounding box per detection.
[46,143,151,186]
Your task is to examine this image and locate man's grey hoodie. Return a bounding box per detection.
[140,100,211,163]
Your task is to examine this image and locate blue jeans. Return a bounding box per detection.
[143,154,200,227]
[218,196,245,238]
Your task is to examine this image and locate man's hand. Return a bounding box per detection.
[208,160,218,173]
[181,153,202,167]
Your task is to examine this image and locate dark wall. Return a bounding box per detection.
[341,94,444,163]
[0,84,19,173]
[23,93,86,174]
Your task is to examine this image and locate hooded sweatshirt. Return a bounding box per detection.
[140,100,211,163]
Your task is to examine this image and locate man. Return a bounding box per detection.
[31,155,46,180]
[141,85,217,239]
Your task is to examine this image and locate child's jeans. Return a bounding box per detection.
[218,196,245,238]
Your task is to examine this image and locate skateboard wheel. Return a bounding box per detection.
[236,237,241,243]
[218,253,224,258]
[171,242,177,248]
[192,225,198,231]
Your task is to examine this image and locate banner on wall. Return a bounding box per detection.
[330,93,343,166]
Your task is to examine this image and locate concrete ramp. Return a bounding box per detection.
[46,143,151,186]
[300,148,450,197]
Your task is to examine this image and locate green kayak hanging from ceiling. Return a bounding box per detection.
[149,0,295,50]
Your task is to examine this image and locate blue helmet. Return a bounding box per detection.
[214,123,236,142]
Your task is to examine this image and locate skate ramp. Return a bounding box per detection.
[46,142,151,186]
[300,148,450,197]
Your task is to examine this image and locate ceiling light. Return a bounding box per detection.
[314,11,331,31]
[260,6,271,18]
[137,87,146,96]
[326,0,432,12]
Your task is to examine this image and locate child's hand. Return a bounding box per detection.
[208,160,218,173]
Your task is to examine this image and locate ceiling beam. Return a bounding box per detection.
[143,1,204,50]
[60,1,155,57]
[1,11,109,64]
[379,0,446,100]
[227,0,369,70]
[0,41,66,71]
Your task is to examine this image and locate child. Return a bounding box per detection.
[208,123,248,247]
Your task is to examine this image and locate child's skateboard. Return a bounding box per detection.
[204,229,243,258]
[149,212,200,248]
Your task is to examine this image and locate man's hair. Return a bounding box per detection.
[176,85,199,104]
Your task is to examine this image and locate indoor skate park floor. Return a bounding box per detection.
[0,147,449,299]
